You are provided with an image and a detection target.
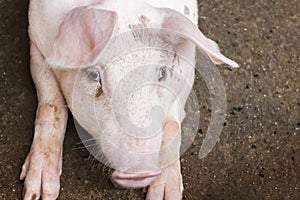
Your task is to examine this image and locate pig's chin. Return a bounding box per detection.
[112,170,161,188]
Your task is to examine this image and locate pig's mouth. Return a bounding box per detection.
[112,170,161,188]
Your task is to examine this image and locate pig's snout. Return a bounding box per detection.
[109,120,180,188]
[112,170,162,188]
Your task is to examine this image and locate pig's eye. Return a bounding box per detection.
[158,66,167,81]
[87,68,101,82]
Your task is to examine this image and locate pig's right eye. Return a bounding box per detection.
[86,68,101,82]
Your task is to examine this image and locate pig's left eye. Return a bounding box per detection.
[87,68,101,82]
[158,66,167,81]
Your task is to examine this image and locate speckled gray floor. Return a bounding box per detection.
[0,0,299,199]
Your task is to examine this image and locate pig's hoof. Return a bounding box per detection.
[146,160,183,200]
[20,149,62,200]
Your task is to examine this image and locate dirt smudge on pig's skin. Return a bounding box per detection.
[95,86,103,99]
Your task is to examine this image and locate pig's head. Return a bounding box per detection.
[47,6,238,188]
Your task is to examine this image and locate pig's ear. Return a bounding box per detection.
[47,7,117,68]
[160,8,239,68]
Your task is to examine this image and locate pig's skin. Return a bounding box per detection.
[20,43,68,199]
[21,0,238,199]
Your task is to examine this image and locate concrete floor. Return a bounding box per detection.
[0,0,299,199]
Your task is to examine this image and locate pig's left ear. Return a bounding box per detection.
[47,7,117,68]
[160,8,239,68]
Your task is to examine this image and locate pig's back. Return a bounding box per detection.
[29,0,101,57]
[144,0,198,25]
[29,0,198,58]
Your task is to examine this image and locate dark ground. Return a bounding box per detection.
[0,0,299,199]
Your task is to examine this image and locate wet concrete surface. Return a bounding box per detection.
[0,0,299,199]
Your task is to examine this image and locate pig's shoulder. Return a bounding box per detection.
[28,0,99,57]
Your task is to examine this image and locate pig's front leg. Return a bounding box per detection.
[146,160,183,200]
[20,43,68,200]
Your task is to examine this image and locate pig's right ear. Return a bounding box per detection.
[47,7,117,68]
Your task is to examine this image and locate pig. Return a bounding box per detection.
[21,0,239,199]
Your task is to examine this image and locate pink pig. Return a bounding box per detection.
[21,0,238,199]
